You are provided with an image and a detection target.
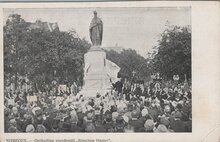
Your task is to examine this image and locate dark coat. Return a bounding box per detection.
[113,81,123,93]
[129,119,143,132]
[170,119,188,132]
[71,124,83,132]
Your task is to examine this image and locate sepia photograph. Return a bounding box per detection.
[3,7,192,133]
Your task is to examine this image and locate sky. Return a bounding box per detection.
[3,7,191,57]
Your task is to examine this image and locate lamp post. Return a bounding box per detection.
[132,70,136,77]
[131,70,137,84]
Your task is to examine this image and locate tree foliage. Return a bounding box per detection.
[106,49,150,81]
[4,14,90,89]
[148,25,191,81]
[106,25,191,82]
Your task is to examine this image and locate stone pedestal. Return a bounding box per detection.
[79,46,119,98]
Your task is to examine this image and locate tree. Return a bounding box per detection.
[4,14,90,91]
[148,25,191,81]
[22,27,90,87]
[4,14,28,89]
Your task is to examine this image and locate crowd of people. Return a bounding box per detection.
[4,77,192,133]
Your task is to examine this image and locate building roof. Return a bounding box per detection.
[27,20,59,32]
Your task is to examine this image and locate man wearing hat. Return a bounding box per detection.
[8,126,17,133]
[94,120,105,132]
[160,117,170,129]
[70,115,83,132]
[76,106,85,128]
[115,116,125,132]
[134,83,142,99]
[138,108,148,126]
[124,103,133,121]
[154,124,168,133]
[170,111,188,132]
[128,110,142,132]
[26,123,35,133]
[103,112,114,132]
[35,124,46,133]
[82,111,94,131]
[144,119,155,132]
[85,122,95,132]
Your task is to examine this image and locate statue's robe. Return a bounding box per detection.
[89,17,103,46]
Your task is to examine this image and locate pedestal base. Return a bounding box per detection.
[78,46,119,98]
[79,72,112,97]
